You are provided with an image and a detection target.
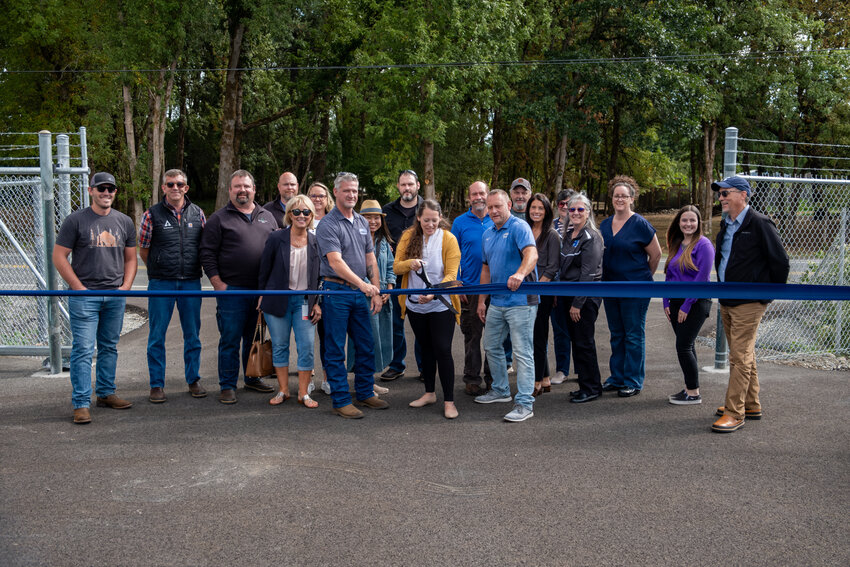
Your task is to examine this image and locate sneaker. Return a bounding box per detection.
[550,371,567,385]
[504,404,534,422]
[321,381,331,395]
[373,384,389,395]
[669,390,702,405]
[307,381,316,395]
[474,390,512,404]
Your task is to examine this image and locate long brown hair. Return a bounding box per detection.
[665,205,702,274]
[400,199,449,260]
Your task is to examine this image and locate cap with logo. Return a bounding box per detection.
[711,176,750,196]
[90,172,117,188]
[510,178,531,191]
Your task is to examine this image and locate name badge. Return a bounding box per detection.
[359,228,368,235]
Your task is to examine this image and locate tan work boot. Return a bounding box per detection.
[73,408,91,424]
[95,394,133,409]
[333,404,364,419]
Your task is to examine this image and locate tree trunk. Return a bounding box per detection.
[423,139,435,200]
[689,138,698,204]
[148,61,178,208]
[553,133,569,195]
[215,21,246,211]
[701,121,718,236]
[121,84,144,227]
[491,108,503,188]
[176,75,187,170]
[606,101,621,181]
[312,108,330,183]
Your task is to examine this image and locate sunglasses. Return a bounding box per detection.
[289,209,312,217]
[95,185,117,193]
[557,201,569,207]
[569,207,586,213]
[717,190,742,198]
[399,169,418,179]
[165,181,186,189]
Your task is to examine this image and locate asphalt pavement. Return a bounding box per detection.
[0,295,848,566]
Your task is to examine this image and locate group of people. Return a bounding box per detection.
[54,166,789,433]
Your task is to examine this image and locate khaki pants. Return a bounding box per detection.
[720,302,767,420]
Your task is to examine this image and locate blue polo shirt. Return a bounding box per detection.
[482,215,538,307]
[315,207,374,279]
[451,209,493,286]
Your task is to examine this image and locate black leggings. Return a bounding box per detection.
[406,309,456,402]
[668,298,712,390]
[533,295,554,381]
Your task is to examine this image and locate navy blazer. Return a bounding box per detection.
[257,227,321,317]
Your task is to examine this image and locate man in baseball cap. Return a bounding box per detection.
[711,175,751,196]
[510,177,531,219]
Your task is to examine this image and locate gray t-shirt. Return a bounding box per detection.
[56,207,137,290]
[315,207,374,280]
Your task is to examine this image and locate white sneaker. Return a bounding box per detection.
[373,384,389,395]
[550,371,567,385]
[307,381,315,395]
[504,404,534,422]
[321,381,331,395]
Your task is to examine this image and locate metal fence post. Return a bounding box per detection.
[56,135,71,221]
[39,131,62,374]
[711,127,739,370]
[79,127,89,208]
[837,208,846,354]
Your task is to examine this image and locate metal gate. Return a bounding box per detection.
[0,129,89,371]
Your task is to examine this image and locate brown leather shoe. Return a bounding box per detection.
[149,387,166,403]
[715,406,762,420]
[188,381,207,398]
[95,394,133,409]
[73,407,91,424]
[333,403,364,419]
[712,414,745,433]
[465,383,484,396]
[358,395,389,409]
[244,378,274,393]
[218,389,237,404]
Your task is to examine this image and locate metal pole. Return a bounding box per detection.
[39,131,62,374]
[723,127,738,179]
[837,208,846,354]
[79,127,90,208]
[712,127,739,370]
[56,134,71,221]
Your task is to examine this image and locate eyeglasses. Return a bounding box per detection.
[165,181,186,189]
[612,195,631,201]
[289,209,312,217]
[569,207,586,213]
[718,190,742,198]
[557,201,569,208]
[95,185,117,193]
[309,194,326,199]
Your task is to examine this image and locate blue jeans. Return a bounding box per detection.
[389,286,422,373]
[146,278,202,388]
[603,297,651,389]
[322,282,376,408]
[68,295,126,408]
[263,296,315,370]
[483,304,537,409]
[551,300,571,374]
[215,286,259,390]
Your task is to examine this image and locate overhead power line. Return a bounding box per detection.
[1,47,848,75]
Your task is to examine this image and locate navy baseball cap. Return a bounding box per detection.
[90,172,117,188]
[711,176,750,196]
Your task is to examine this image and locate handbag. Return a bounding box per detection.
[245,312,273,378]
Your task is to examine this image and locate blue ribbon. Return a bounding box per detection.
[2,281,849,301]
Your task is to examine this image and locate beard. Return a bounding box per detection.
[401,191,417,202]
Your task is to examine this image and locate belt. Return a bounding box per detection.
[322,277,359,290]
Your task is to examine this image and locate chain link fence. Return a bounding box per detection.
[739,176,850,360]
[0,130,89,359]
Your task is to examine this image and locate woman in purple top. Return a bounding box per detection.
[663,205,715,405]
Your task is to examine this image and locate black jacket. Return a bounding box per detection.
[382,196,423,252]
[559,225,603,309]
[199,202,278,288]
[146,197,204,280]
[263,199,286,228]
[257,227,321,317]
[715,207,790,306]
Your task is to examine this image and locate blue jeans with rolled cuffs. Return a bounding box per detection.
[603,296,650,390]
[146,278,202,388]
[321,281,376,408]
[263,295,315,371]
[483,304,537,409]
[68,295,126,408]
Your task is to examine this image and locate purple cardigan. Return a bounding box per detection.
[663,235,715,313]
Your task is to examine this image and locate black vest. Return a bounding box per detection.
[147,198,204,280]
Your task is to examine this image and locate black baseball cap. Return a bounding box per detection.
[90,172,117,188]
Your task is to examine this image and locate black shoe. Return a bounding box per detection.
[380,368,403,381]
[617,387,641,397]
[570,392,600,403]
[244,378,274,393]
[601,383,621,392]
[569,389,582,398]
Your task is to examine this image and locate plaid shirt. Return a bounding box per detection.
[138,201,206,248]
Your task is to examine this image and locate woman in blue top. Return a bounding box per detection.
[663,205,715,405]
[600,175,662,397]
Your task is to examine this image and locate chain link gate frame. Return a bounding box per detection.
[721,127,850,361]
[0,129,89,372]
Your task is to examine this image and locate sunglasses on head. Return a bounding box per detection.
[95,185,117,193]
[165,181,186,189]
[569,207,586,213]
[718,189,741,198]
[289,209,312,217]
